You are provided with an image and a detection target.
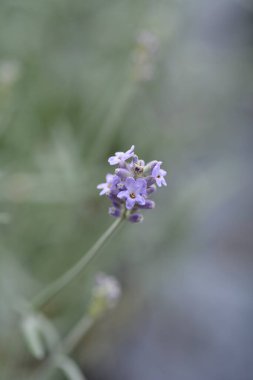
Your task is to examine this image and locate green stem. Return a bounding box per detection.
[27,315,93,380]
[60,315,93,354]
[32,217,123,309]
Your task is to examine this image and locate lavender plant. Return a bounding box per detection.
[20,145,167,379]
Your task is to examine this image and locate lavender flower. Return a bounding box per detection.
[117,177,146,210]
[97,145,167,222]
[108,145,135,166]
[152,162,167,187]
[97,174,120,195]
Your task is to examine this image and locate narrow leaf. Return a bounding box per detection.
[55,354,87,380]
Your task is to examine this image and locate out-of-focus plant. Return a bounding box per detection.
[19,146,167,379]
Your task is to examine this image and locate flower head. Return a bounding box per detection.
[97,146,167,222]
[108,145,135,166]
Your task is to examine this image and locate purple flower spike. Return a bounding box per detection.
[97,174,120,195]
[108,145,135,166]
[97,145,167,221]
[152,162,167,187]
[117,177,147,210]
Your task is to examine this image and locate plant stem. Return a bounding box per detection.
[60,315,93,354]
[28,314,93,380]
[32,217,123,309]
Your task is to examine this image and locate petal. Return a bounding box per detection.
[161,177,167,186]
[126,145,135,154]
[97,185,108,195]
[125,177,135,191]
[122,145,135,161]
[132,154,139,164]
[136,178,147,194]
[136,195,146,205]
[117,190,129,200]
[106,173,114,182]
[160,169,167,176]
[97,183,107,190]
[126,197,135,209]
[108,156,119,165]
[156,177,162,187]
[152,163,160,177]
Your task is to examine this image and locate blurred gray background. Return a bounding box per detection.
[0,0,253,379]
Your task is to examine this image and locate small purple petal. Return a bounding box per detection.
[97,183,108,195]
[117,190,129,200]
[132,154,139,164]
[125,177,135,192]
[135,194,146,205]
[106,174,114,182]
[135,178,147,194]
[108,156,119,165]
[152,163,160,177]
[161,177,167,186]
[126,197,136,210]
[126,145,135,155]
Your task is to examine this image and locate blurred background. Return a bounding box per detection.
[1,0,253,379]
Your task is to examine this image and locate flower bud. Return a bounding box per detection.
[144,160,158,174]
[139,200,155,209]
[146,176,156,186]
[128,213,144,223]
[89,273,121,318]
[147,184,157,194]
[115,168,131,179]
[132,154,139,164]
[109,206,121,218]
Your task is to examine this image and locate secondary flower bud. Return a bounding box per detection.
[89,273,121,318]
